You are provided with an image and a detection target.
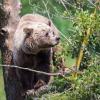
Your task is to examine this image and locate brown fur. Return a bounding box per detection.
[13,14,60,93]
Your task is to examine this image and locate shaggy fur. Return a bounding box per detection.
[13,14,60,92]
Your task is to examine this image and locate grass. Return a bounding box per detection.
[0,68,6,100]
[0,51,6,100]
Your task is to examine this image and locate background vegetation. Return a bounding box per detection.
[0,0,100,100]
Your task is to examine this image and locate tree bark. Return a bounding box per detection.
[0,0,24,100]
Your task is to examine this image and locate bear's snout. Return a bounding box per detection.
[56,37,60,42]
[55,36,60,44]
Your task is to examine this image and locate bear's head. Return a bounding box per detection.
[14,22,60,54]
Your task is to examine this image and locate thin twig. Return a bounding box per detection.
[42,0,51,20]
[0,64,83,76]
[87,0,96,7]
[29,0,34,7]
[0,64,70,76]
[60,0,68,11]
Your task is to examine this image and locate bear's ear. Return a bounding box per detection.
[23,28,33,35]
[48,21,51,26]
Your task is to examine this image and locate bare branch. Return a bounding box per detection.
[0,64,61,76]
[0,64,83,76]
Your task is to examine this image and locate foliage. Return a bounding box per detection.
[0,0,100,100]
[41,65,100,100]
[69,8,100,70]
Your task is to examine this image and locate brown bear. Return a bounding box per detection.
[13,14,60,95]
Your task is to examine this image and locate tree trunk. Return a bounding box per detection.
[0,0,24,100]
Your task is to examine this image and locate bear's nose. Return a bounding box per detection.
[56,37,60,41]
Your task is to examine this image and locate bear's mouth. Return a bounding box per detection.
[39,44,53,48]
[39,43,59,49]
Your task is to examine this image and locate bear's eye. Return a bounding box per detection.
[53,32,55,35]
[45,32,49,37]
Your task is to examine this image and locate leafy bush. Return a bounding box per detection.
[40,65,100,100]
